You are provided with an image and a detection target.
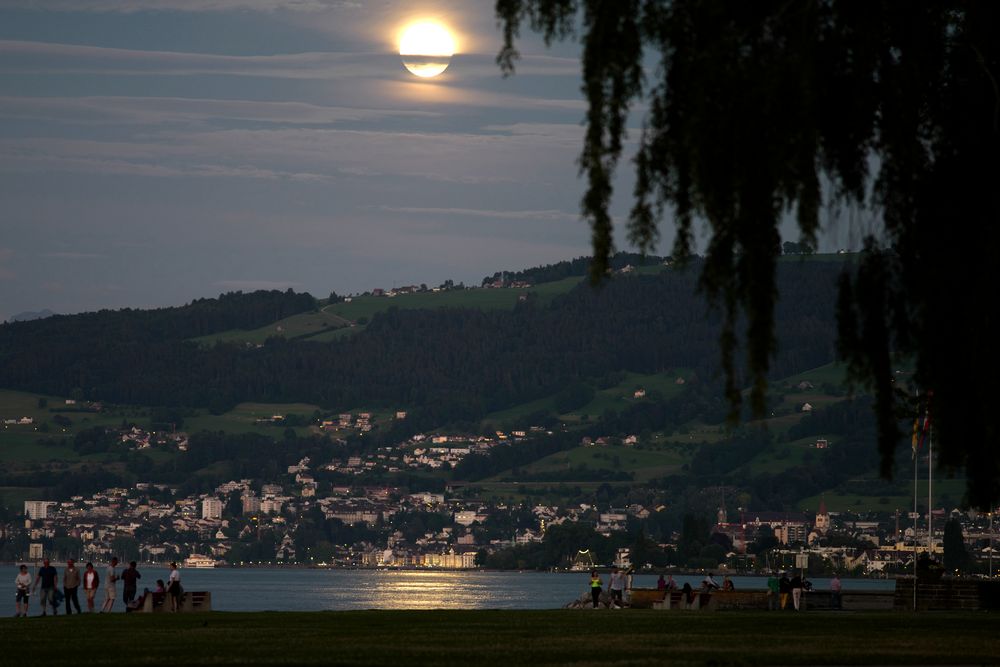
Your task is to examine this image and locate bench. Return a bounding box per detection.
[652,590,703,610]
[652,590,769,611]
[129,590,212,613]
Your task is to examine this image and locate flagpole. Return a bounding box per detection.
[913,446,918,611]
[927,426,933,556]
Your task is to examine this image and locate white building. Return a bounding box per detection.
[24,500,55,520]
[242,495,262,515]
[202,498,223,520]
[261,498,284,515]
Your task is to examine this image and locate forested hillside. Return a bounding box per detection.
[0,260,845,423]
[481,252,663,286]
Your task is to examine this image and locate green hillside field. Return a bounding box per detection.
[189,277,587,345]
[191,309,351,345]
[325,276,583,322]
[481,370,693,427]
[489,444,688,484]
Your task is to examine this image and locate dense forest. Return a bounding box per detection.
[0,260,844,423]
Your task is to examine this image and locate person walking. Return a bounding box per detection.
[100,557,119,613]
[15,564,31,617]
[778,572,791,610]
[82,562,99,612]
[121,561,141,606]
[589,570,603,609]
[167,562,182,612]
[790,572,804,611]
[767,572,780,611]
[34,558,59,616]
[608,567,625,607]
[63,558,81,615]
[830,574,842,610]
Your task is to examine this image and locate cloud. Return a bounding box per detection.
[0,1,359,11]
[40,252,108,259]
[0,95,440,127]
[0,39,579,83]
[378,206,579,222]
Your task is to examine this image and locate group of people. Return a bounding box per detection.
[655,572,735,604]
[584,570,842,611]
[14,559,184,617]
[588,569,738,608]
[766,572,832,611]
[588,566,633,608]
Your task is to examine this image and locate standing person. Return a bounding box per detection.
[15,565,31,617]
[589,570,603,609]
[702,572,720,591]
[665,574,678,590]
[657,574,666,591]
[100,557,119,613]
[830,574,842,610]
[778,572,791,610]
[722,575,735,591]
[767,572,780,611]
[82,562,99,612]
[63,558,81,615]
[34,558,59,616]
[121,561,141,606]
[790,572,804,611]
[167,562,182,612]
[608,567,624,607]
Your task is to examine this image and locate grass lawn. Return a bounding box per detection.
[0,610,996,666]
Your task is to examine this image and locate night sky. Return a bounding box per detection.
[0,1,854,320]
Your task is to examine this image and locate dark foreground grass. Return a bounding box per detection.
[1,610,997,666]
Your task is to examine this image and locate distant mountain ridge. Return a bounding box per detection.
[8,309,55,323]
[0,258,846,425]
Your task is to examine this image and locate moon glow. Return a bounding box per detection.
[399,22,455,78]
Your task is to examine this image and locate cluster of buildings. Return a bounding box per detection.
[14,480,1000,574]
[713,502,1000,575]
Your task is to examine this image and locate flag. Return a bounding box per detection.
[918,411,932,450]
[911,416,921,460]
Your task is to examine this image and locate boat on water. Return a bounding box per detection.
[183,555,219,568]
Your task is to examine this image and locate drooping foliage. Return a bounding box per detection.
[495,0,1000,507]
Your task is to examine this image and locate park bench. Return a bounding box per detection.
[130,591,212,613]
[652,590,703,610]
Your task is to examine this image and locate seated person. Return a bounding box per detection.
[126,588,150,612]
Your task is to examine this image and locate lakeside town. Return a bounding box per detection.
[7,418,998,575]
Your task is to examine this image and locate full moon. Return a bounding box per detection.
[399,22,455,78]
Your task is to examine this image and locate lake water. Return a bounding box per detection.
[121,569,894,612]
